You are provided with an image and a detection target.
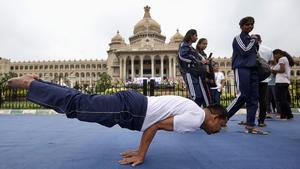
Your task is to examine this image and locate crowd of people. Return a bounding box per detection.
[178,16,294,134]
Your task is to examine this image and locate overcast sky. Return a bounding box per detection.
[0,0,299,61]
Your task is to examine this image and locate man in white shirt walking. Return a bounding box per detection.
[7,75,228,167]
[254,34,273,127]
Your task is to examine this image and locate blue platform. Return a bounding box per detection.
[0,114,300,169]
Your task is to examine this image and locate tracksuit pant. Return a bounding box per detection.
[258,82,268,124]
[226,68,259,126]
[26,80,148,131]
[181,72,211,107]
[275,83,293,119]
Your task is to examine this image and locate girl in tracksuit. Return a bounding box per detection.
[178,29,211,107]
[226,16,265,134]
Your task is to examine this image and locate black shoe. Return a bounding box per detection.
[287,114,294,120]
[258,123,267,127]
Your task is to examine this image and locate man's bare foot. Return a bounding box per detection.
[7,74,38,89]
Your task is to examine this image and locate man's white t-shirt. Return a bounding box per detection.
[141,96,205,133]
[273,57,290,84]
[211,72,225,92]
[258,44,273,82]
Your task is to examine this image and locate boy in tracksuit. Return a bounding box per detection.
[226,16,266,134]
[178,29,210,107]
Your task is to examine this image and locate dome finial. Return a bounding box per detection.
[143,5,151,18]
[176,28,179,32]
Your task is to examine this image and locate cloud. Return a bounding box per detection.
[0,0,299,61]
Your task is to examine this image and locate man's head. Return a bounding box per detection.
[201,104,228,135]
[239,16,255,33]
[183,29,198,43]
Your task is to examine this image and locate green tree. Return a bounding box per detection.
[95,72,112,92]
[0,72,17,87]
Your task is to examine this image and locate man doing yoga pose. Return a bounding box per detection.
[7,75,227,167]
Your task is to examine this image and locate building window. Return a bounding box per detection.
[156,69,159,74]
[92,64,96,69]
[55,65,58,69]
[144,69,151,74]
[70,65,74,69]
[29,66,33,70]
[76,65,80,69]
[10,66,14,70]
[15,66,19,70]
[39,65,43,69]
[97,64,101,69]
[60,65,64,69]
[65,65,69,69]
[81,72,85,77]
[81,64,85,69]
[50,65,53,69]
[44,65,48,69]
[20,66,23,70]
[86,64,90,69]
[34,66,38,70]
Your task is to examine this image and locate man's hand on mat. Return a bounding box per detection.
[120,149,139,158]
[118,154,144,167]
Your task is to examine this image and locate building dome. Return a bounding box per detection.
[170,29,184,43]
[111,31,124,43]
[133,6,161,34]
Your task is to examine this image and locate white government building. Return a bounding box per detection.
[0,6,299,87]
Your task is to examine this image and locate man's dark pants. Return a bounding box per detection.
[27,80,147,131]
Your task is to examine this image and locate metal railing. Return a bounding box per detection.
[0,80,299,109]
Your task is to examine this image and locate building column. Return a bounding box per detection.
[168,56,172,78]
[173,57,176,78]
[140,56,144,77]
[123,57,127,81]
[160,55,164,79]
[119,57,123,79]
[131,56,135,80]
[151,55,155,78]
